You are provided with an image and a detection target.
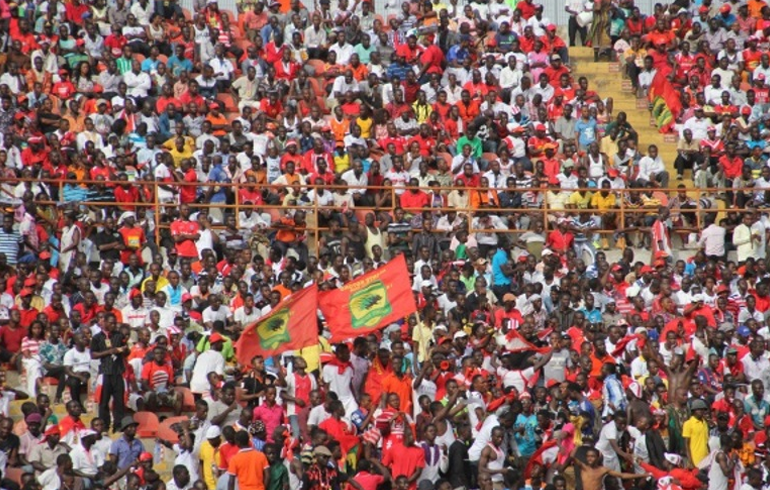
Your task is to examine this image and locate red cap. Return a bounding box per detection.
[546,24,556,31]
[39,251,51,259]
[14,113,25,120]
[640,265,654,274]
[20,288,33,297]
[181,293,193,302]
[24,277,36,287]
[129,289,142,299]
[139,452,153,462]
[717,284,730,294]
[720,4,731,13]
[608,168,619,177]
[209,332,224,344]
[654,259,666,268]
[612,264,623,272]
[75,38,85,46]
[699,5,709,13]
[43,425,60,438]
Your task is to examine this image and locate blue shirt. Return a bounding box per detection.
[141,57,160,73]
[207,165,230,203]
[491,248,510,286]
[167,55,193,77]
[386,62,412,82]
[575,118,598,147]
[446,45,469,65]
[110,436,144,469]
[513,413,538,457]
[745,396,770,426]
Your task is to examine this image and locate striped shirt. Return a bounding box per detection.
[21,337,43,359]
[0,228,21,265]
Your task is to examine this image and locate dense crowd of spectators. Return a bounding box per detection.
[3,1,770,490]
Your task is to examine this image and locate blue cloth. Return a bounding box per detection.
[513,413,538,457]
[386,62,413,81]
[207,165,230,203]
[110,436,144,469]
[745,395,770,426]
[492,248,510,286]
[575,118,598,148]
[446,45,469,65]
[141,58,160,73]
[167,55,193,77]
[62,184,89,203]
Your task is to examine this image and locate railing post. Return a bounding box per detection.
[314,185,320,255]
[619,189,625,233]
[155,182,161,247]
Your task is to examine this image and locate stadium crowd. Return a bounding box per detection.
[4,0,770,490]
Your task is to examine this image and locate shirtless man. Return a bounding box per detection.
[645,342,699,403]
[571,447,649,490]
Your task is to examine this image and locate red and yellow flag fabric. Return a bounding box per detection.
[235,285,319,364]
[319,254,417,342]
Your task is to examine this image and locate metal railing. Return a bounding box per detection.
[4,177,734,252]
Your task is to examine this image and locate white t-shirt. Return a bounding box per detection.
[63,348,92,373]
[190,350,226,394]
[202,305,231,325]
[70,444,99,477]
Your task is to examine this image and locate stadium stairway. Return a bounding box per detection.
[568,47,689,188]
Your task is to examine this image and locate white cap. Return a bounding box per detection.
[541,249,554,256]
[529,294,542,302]
[420,280,434,289]
[454,331,468,340]
[205,426,222,439]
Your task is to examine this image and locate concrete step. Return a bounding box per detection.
[573,62,614,75]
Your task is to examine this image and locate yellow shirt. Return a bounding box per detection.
[141,274,169,293]
[682,416,709,465]
[169,146,194,168]
[567,191,593,209]
[356,117,373,139]
[411,322,434,363]
[200,440,221,490]
[591,192,616,210]
[599,135,618,159]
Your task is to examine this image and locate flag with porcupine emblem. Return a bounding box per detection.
[235,285,319,364]
[319,254,417,342]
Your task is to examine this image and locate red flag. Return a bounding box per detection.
[318,254,417,342]
[235,285,319,365]
[501,329,550,354]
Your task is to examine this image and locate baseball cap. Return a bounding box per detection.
[209,332,225,344]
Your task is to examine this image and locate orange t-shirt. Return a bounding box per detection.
[228,448,269,490]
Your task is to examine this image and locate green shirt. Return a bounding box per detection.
[196,335,235,362]
[456,135,482,158]
[267,462,289,490]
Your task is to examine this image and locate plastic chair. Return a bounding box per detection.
[5,468,22,486]
[216,93,238,112]
[482,152,499,163]
[175,386,195,411]
[134,411,160,438]
[305,59,325,76]
[158,415,189,444]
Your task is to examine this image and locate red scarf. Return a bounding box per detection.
[326,358,352,375]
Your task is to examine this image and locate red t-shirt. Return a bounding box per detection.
[400,191,430,210]
[382,442,425,489]
[0,325,26,353]
[170,220,200,258]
